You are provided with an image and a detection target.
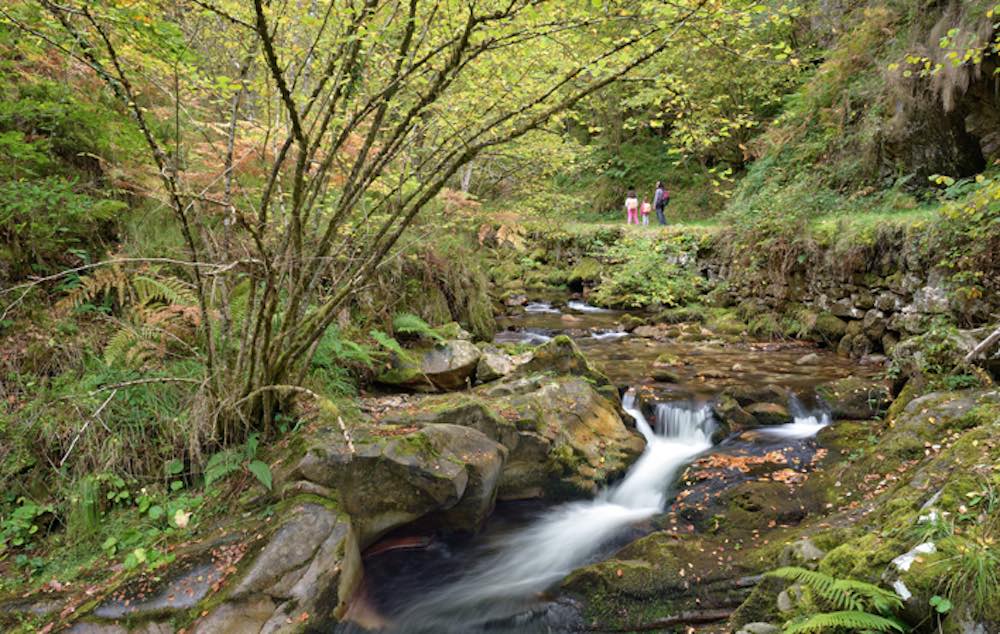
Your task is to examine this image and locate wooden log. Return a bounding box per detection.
[965,324,1000,363]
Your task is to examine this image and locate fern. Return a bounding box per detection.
[392,312,443,341]
[132,274,196,306]
[767,567,903,614]
[370,329,417,364]
[784,611,905,634]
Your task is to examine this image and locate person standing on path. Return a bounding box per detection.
[640,198,651,226]
[653,181,669,226]
[625,189,639,225]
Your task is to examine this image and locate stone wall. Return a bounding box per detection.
[699,233,997,359]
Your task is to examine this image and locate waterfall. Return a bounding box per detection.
[391,391,712,631]
[757,395,831,439]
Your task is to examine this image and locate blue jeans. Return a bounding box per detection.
[655,207,666,225]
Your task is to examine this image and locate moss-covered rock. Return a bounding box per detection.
[812,311,848,344]
[567,257,603,288]
[292,423,506,547]
[509,335,612,388]
[745,402,790,426]
[816,376,891,420]
[376,339,481,391]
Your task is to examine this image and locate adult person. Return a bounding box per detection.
[653,181,670,226]
[624,188,639,225]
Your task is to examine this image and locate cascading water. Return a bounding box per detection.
[382,392,713,633]
[757,395,831,439]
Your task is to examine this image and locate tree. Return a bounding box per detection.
[6,0,755,440]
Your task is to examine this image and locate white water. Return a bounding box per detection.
[396,392,712,630]
[567,300,611,314]
[590,330,628,341]
[525,302,560,314]
[757,395,831,439]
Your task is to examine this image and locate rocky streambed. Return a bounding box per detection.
[17,298,998,634]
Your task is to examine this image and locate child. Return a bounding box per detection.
[640,199,651,226]
[624,189,639,225]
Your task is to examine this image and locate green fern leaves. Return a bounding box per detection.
[392,312,443,341]
[784,611,906,634]
[767,567,907,634]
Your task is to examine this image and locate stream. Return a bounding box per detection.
[336,298,865,633]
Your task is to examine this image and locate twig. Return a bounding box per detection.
[59,389,117,468]
[586,608,733,632]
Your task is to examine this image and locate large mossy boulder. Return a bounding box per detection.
[495,376,645,499]
[376,339,481,391]
[292,423,506,546]
[745,402,790,426]
[816,376,891,420]
[510,335,612,387]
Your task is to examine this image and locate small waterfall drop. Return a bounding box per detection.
[525,302,560,314]
[566,300,611,314]
[390,391,712,632]
[757,395,831,439]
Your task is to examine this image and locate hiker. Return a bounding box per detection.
[640,198,652,226]
[624,189,639,225]
[653,181,669,225]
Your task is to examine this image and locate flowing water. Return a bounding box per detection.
[340,296,864,633]
[345,397,713,633]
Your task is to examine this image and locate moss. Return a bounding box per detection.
[705,307,747,336]
[653,305,707,324]
[567,257,603,286]
[813,311,847,343]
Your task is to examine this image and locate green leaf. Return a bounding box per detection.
[148,505,164,521]
[166,459,184,476]
[247,460,273,491]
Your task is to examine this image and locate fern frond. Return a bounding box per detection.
[392,312,443,341]
[104,326,140,365]
[57,265,131,313]
[370,329,416,364]
[784,611,905,634]
[132,274,196,306]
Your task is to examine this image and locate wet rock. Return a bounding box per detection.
[504,293,527,307]
[712,394,755,433]
[476,345,515,383]
[745,402,790,426]
[495,376,644,499]
[632,324,665,339]
[651,368,682,383]
[795,352,821,365]
[653,352,683,368]
[723,385,790,408]
[816,376,891,420]
[293,423,506,546]
[618,314,646,332]
[376,340,481,391]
